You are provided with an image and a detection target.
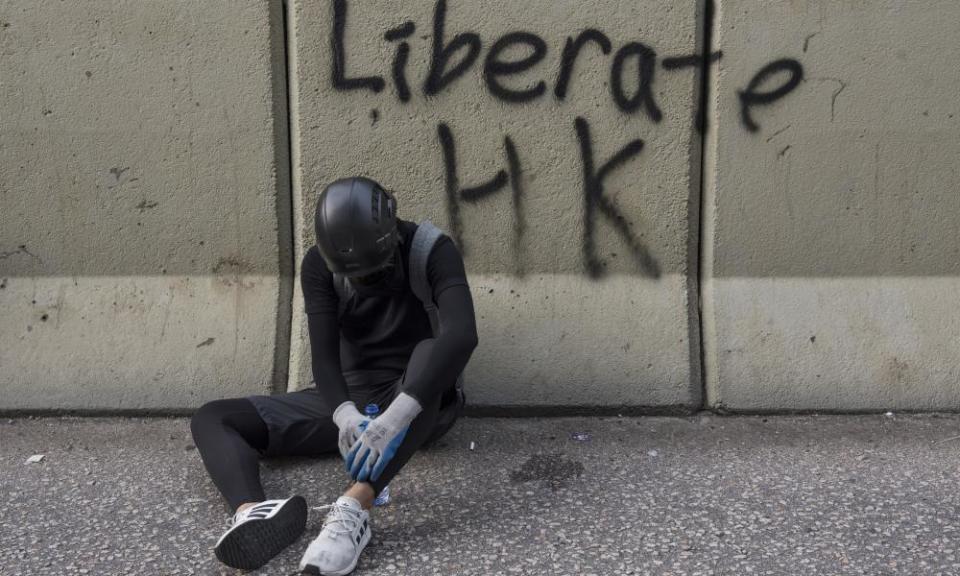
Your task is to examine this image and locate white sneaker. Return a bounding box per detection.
[214,495,307,570]
[299,496,371,575]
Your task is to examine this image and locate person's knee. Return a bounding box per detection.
[190,399,231,440]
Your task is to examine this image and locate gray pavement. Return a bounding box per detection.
[3,414,960,575]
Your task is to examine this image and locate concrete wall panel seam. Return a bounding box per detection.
[269,0,296,396]
[685,0,716,411]
[285,0,311,393]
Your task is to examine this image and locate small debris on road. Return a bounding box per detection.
[936,434,960,444]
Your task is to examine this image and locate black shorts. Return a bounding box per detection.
[246,370,401,458]
[246,369,463,458]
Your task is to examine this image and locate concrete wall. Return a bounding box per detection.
[702,0,960,410]
[1,0,958,412]
[287,0,705,408]
[0,0,292,409]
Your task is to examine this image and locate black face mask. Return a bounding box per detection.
[347,251,405,297]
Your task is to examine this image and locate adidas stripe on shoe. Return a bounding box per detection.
[299,496,371,576]
[214,495,308,570]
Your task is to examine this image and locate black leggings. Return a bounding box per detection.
[190,342,445,511]
[190,398,271,511]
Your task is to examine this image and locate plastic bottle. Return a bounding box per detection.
[364,403,391,507]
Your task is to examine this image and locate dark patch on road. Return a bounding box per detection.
[510,453,584,490]
[196,338,215,348]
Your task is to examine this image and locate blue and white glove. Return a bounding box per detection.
[332,402,371,461]
[346,392,422,482]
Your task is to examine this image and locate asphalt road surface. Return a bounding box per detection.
[3,413,960,575]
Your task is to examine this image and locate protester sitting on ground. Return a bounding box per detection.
[190,176,478,574]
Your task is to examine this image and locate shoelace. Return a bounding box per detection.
[312,503,361,536]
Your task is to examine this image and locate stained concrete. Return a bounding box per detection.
[0,1,292,408]
[288,0,705,407]
[3,0,959,413]
[4,414,960,574]
[702,0,960,410]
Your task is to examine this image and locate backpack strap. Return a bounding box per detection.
[409,220,466,412]
[408,220,444,334]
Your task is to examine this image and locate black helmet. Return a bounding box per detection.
[314,177,399,276]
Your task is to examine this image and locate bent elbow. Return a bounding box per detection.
[463,328,479,353]
[448,325,478,355]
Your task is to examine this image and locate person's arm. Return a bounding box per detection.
[401,238,479,405]
[346,280,478,482]
[346,237,477,481]
[301,247,350,409]
[306,310,349,409]
[304,271,372,460]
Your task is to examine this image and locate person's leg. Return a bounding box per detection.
[192,397,309,570]
[330,338,453,509]
[345,394,441,508]
[300,340,452,574]
[258,382,394,510]
[250,387,345,458]
[190,398,270,512]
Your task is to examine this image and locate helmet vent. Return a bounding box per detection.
[371,189,381,224]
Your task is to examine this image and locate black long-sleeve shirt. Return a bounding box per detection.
[301,220,478,408]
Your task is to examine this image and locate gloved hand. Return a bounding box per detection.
[332,402,371,461]
[346,392,422,482]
